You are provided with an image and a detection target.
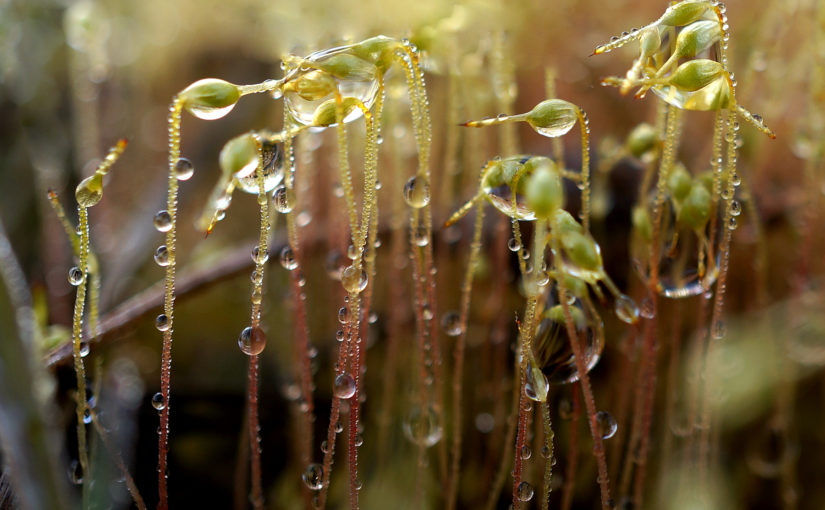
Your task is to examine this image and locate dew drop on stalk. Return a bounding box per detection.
[730,200,742,216]
[82,408,92,424]
[79,342,90,358]
[280,246,298,270]
[711,320,726,340]
[541,445,552,459]
[151,392,166,410]
[238,326,267,355]
[333,372,356,399]
[422,304,434,321]
[413,225,429,246]
[341,265,368,293]
[517,481,535,502]
[338,306,350,325]
[525,363,550,401]
[508,238,521,252]
[403,176,431,208]
[596,410,618,439]
[403,405,443,448]
[252,246,269,264]
[272,185,295,213]
[154,245,170,267]
[614,294,640,324]
[520,445,532,460]
[68,266,84,286]
[174,157,195,181]
[441,311,462,336]
[302,463,324,491]
[155,314,170,332]
[153,210,172,232]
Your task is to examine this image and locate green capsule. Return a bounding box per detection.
[673,20,721,59]
[560,230,601,272]
[553,209,583,236]
[525,163,564,219]
[668,59,725,92]
[314,53,377,82]
[311,97,363,127]
[180,78,241,120]
[667,162,692,202]
[524,99,578,138]
[75,173,103,207]
[626,123,658,159]
[284,70,337,101]
[678,182,711,230]
[658,1,712,27]
[683,76,730,111]
[351,35,401,75]
[219,134,259,179]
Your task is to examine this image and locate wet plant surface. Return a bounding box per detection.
[1,1,824,509]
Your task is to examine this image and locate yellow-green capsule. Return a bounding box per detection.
[180,78,241,120]
[284,70,337,101]
[683,76,730,111]
[668,59,725,92]
[351,35,401,75]
[658,1,712,27]
[632,205,653,242]
[667,162,692,202]
[314,53,377,82]
[626,123,658,159]
[219,134,259,179]
[673,20,721,59]
[560,230,602,272]
[525,163,564,219]
[311,97,364,127]
[523,99,578,138]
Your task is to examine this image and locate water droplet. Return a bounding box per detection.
[79,342,90,358]
[422,304,434,321]
[151,392,166,410]
[441,311,462,336]
[639,297,655,319]
[541,445,552,458]
[302,463,324,491]
[403,176,431,208]
[336,329,345,342]
[335,421,344,433]
[68,267,84,286]
[154,245,170,267]
[334,373,356,399]
[153,210,172,232]
[508,238,521,252]
[238,326,267,355]
[338,306,350,325]
[596,410,618,439]
[341,265,368,294]
[520,445,532,460]
[525,363,550,401]
[614,294,639,324]
[320,440,330,453]
[252,246,269,264]
[413,225,429,246]
[68,460,83,485]
[354,434,364,447]
[403,405,442,448]
[272,185,295,213]
[730,200,741,217]
[174,158,195,181]
[728,217,738,230]
[155,314,170,332]
[280,246,298,270]
[82,408,92,424]
[517,481,534,501]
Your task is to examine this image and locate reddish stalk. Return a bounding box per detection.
[560,385,581,510]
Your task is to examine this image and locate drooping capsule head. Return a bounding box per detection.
[313,53,377,82]
[524,99,578,138]
[658,1,713,27]
[525,160,564,219]
[219,133,259,179]
[75,173,103,207]
[682,75,731,111]
[180,78,241,120]
[351,35,401,75]
[283,70,337,101]
[672,20,721,60]
[668,59,725,92]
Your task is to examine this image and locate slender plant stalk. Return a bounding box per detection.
[72,205,91,508]
[560,385,581,510]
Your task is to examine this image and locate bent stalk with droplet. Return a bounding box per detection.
[59,139,126,508]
